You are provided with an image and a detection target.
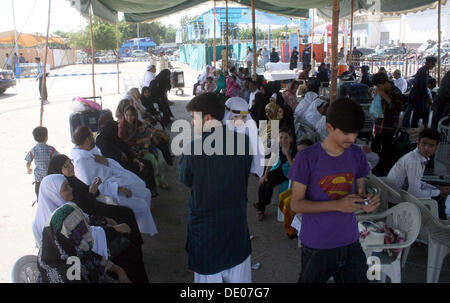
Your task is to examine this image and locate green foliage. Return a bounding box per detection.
[59,17,176,51]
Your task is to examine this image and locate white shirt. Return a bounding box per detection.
[245,52,253,62]
[142,71,155,87]
[386,148,440,199]
[248,89,259,109]
[5,56,11,65]
[394,77,408,94]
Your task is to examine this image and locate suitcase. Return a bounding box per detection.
[341,82,370,102]
[69,110,101,138]
[69,96,102,138]
[171,70,184,95]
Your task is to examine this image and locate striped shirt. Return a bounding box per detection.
[25,143,59,182]
[179,127,253,275]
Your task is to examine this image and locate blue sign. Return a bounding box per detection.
[300,19,311,36]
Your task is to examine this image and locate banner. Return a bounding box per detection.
[299,19,311,36]
[204,13,221,39]
[289,34,299,52]
[176,30,182,44]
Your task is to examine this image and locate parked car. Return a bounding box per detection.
[367,47,407,60]
[131,50,149,58]
[0,69,16,94]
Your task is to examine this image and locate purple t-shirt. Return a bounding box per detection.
[287,143,370,249]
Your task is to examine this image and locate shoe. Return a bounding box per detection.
[43,100,50,105]
[256,211,265,221]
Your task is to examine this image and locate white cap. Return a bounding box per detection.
[271,93,277,99]
[147,65,152,70]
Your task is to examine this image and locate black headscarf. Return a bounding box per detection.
[279,104,296,139]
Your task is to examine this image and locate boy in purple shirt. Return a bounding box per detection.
[288,98,380,283]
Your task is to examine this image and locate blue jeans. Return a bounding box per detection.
[298,241,369,283]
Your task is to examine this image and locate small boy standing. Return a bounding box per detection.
[25,127,59,199]
[288,98,380,283]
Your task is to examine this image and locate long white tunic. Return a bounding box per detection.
[70,146,158,235]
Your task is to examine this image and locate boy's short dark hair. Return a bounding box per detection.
[186,92,225,121]
[72,126,92,146]
[371,72,389,85]
[419,128,440,143]
[428,78,437,88]
[326,98,365,133]
[230,66,236,73]
[425,56,437,65]
[32,126,48,143]
[298,138,314,147]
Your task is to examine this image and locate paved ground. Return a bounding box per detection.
[1,60,449,283]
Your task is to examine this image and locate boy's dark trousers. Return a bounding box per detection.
[255,167,287,213]
[298,241,370,283]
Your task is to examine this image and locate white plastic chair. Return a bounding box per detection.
[357,202,421,283]
[11,255,40,283]
[400,190,450,283]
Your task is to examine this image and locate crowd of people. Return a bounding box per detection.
[23,50,450,283]
[25,66,179,282]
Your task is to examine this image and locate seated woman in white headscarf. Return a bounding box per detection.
[70,126,158,236]
[32,174,108,258]
[294,91,319,120]
[222,97,265,178]
[33,175,149,282]
[304,97,328,128]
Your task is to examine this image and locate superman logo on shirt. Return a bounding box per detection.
[318,172,354,200]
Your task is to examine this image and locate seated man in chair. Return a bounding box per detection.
[386,128,450,219]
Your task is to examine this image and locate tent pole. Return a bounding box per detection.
[39,0,51,126]
[311,9,315,74]
[252,0,257,77]
[438,0,441,86]
[11,0,18,57]
[330,0,340,103]
[213,0,216,69]
[115,19,120,94]
[89,0,96,98]
[349,0,354,65]
[226,0,229,71]
[285,25,288,63]
[269,25,271,50]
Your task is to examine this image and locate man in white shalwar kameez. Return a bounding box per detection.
[70,126,158,236]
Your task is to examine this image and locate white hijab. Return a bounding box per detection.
[223,97,265,177]
[32,174,109,258]
[294,91,319,119]
[304,98,326,127]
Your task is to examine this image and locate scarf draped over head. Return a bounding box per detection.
[38,202,110,283]
[294,91,319,119]
[265,102,280,121]
[33,174,68,247]
[222,97,265,178]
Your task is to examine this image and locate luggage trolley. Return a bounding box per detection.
[171,70,185,95]
[69,96,103,138]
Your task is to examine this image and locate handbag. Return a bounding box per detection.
[369,93,384,119]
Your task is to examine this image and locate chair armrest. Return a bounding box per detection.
[419,199,439,219]
[362,242,412,250]
[356,212,389,221]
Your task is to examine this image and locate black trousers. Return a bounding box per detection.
[255,167,287,213]
[299,241,369,283]
[38,77,47,100]
[371,132,395,176]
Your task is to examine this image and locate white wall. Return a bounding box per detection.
[53,49,75,68]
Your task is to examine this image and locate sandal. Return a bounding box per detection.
[256,211,265,221]
[159,182,170,190]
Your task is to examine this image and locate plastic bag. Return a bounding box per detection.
[369,93,384,119]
